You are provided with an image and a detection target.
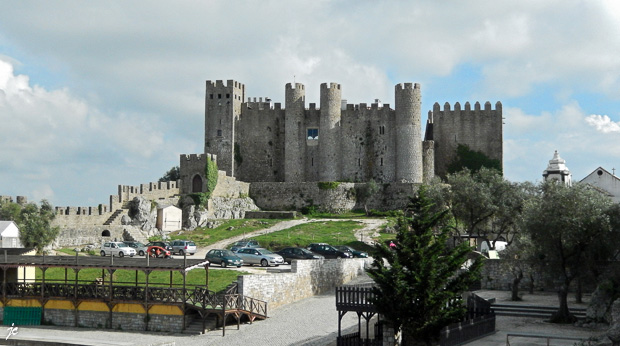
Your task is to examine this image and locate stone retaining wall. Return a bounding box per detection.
[244,211,297,219]
[249,182,420,213]
[238,258,371,310]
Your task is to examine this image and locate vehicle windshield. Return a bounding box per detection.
[221,250,236,256]
[301,249,314,254]
[135,242,145,247]
[118,243,129,248]
[188,242,196,246]
[259,249,273,254]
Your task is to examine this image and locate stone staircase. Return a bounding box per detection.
[103,209,124,225]
[122,228,148,243]
[491,303,587,319]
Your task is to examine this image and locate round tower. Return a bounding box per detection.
[318,83,342,182]
[395,83,423,183]
[284,83,306,182]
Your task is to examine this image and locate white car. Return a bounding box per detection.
[236,247,284,267]
[100,242,136,257]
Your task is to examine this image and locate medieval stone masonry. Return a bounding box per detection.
[200,79,502,186]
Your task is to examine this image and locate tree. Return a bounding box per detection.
[367,187,483,345]
[158,166,180,182]
[446,144,501,175]
[443,168,530,249]
[523,182,615,323]
[358,179,379,215]
[1,199,60,254]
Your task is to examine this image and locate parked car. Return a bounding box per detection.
[307,243,352,259]
[229,239,260,252]
[147,245,172,258]
[146,241,173,251]
[236,247,284,267]
[205,249,243,268]
[123,241,147,256]
[334,245,368,258]
[100,242,136,257]
[171,240,197,256]
[275,247,324,264]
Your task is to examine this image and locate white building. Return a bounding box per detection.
[542,150,572,186]
[580,167,620,203]
[0,221,22,248]
[156,205,182,232]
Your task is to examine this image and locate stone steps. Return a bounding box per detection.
[103,209,124,226]
[492,303,587,319]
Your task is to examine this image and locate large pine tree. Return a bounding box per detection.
[367,187,483,345]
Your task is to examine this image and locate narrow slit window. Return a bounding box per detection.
[380,158,383,166]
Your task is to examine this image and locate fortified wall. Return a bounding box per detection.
[204,80,436,185]
[426,101,503,177]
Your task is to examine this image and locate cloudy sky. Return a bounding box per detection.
[2,1,620,207]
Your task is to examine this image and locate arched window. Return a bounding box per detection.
[102,230,111,237]
[192,175,203,193]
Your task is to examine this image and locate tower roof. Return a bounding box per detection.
[545,150,570,173]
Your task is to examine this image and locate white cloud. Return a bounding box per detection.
[585,114,620,133]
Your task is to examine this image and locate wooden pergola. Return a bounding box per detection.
[0,252,267,335]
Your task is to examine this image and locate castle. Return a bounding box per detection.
[180,79,502,195]
[8,78,502,247]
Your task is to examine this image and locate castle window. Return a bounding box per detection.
[358,158,361,166]
[218,94,222,99]
[307,128,319,140]
[380,158,384,166]
[311,157,314,166]
[379,126,385,135]
[210,94,213,99]
[226,93,230,98]
[217,129,222,136]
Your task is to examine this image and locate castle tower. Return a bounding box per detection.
[427,101,503,177]
[395,83,423,183]
[543,150,572,185]
[422,140,435,184]
[318,83,342,181]
[204,80,245,177]
[284,83,306,182]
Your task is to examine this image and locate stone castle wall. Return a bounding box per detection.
[428,101,503,177]
[209,80,431,185]
[249,181,419,213]
[238,258,370,310]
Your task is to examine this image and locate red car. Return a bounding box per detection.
[147,246,172,259]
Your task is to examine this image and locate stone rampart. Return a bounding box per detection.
[249,182,419,212]
[237,258,371,310]
[112,180,180,210]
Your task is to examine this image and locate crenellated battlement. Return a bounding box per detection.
[206,79,245,91]
[320,82,341,90]
[285,83,305,90]
[433,101,502,113]
[395,82,421,90]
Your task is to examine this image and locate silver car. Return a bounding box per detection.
[171,240,197,256]
[100,242,136,257]
[236,247,284,267]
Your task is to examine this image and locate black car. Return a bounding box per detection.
[334,245,368,258]
[146,241,173,251]
[306,243,352,259]
[276,247,324,264]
